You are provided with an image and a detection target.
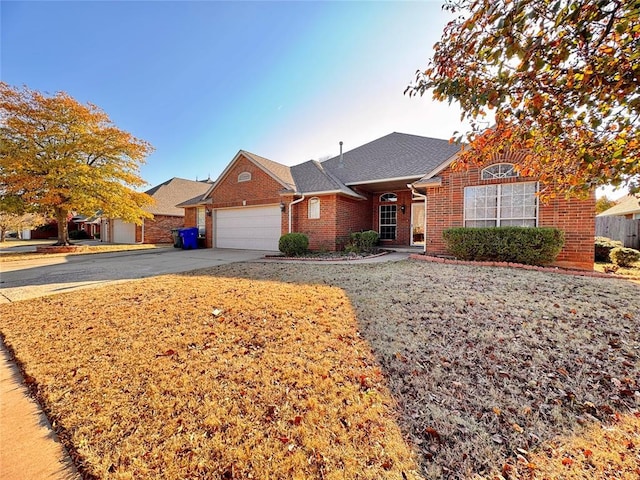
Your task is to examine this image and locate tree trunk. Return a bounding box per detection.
[55,207,72,246]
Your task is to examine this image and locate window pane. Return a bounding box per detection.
[380,193,397,202]
[379,205,397,240]
[308,198,320,219]
[465,220,497,227]
[379,226,395,239]
[481,163,519,180]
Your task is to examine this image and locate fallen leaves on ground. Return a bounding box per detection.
[0,243,167,262]
[0,274,421,480]
[1,259,639,479]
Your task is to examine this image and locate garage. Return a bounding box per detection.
[215,205,281,250]
[112,219,136,244]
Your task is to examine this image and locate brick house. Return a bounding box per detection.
[597,195,640,220]
[182,132,595,269]
[102,177,213,244]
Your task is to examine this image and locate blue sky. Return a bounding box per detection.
[2,1,470,189]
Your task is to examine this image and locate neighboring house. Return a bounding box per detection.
[102,177,213,244]
[596,195,640,249]
[182,132,595,269]
[71,214,101,238]
[597,195,640,219]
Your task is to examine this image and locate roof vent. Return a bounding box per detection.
[338,141,344,168]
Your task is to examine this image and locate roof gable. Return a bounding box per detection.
[290,160,365,198]
[209,150,295,198]
[145,177,213,216]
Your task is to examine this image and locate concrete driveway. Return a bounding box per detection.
[0,247,271,304]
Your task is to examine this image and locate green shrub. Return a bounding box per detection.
[442,227,565,265]
[609,247,640,267]
[69,229,90,240]
[594,236,624,262]
[278,233,309,256]
[346,230,379,253]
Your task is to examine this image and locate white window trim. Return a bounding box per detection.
[380,192,398,202]
[238,171,252,183]
[197,207,206,237]
[379,204,397,240]
[463,182,539,227]
[308,197,320,219]
[481,163,518,180]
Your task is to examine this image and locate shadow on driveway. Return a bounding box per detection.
[0,248,271,303]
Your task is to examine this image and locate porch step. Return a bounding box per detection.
[381,246,425,253]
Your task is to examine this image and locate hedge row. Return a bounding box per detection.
[443,227,565,265]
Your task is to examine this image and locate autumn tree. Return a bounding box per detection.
[0,194,46,242]
[595,195,618,214]
[0,82,154,245]
[407,0,640,198]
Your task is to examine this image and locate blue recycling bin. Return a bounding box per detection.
[179,227,198,250]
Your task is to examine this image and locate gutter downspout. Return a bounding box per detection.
[288,195,305,233]
[408,184,427,255]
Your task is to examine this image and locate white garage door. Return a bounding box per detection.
[112,219,136,244]
[215,205,281,250]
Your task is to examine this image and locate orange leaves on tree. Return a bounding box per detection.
[0,82,154,245]
[406,0,640,197]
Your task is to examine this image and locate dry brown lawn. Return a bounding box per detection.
[1,259,639,479]
[0,243,167,262]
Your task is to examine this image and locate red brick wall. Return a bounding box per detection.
[182,207,213,247]
[336,195,373,249]
[424,162,595,270]
[290,194,372,251]
[293,195,338,251]
[184,208,197,228]
[211,155,283,208]
[136,215,184,244]
[372,190,414,246]
[538,193,596,269]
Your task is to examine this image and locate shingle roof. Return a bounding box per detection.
[289,160,363,198]
[320,132,460,185]
[145,177,213,216]
[210,133,461,198]
[597,195,640,217]
[242,150,295,190]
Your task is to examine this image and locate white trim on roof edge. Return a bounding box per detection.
[344,175,423,186]
[206,150,293,199]
[279,189,367,200]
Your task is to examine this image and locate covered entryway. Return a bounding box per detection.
[215,205,281,250]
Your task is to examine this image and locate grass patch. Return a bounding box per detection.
[0,244,169,262]
[199,261,640,479]
[1,260,639,479]
[594,260,640,277]
[0,275,421,480]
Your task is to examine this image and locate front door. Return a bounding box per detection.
[411,202,425,246]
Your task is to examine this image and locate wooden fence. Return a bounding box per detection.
[595,216,640,249]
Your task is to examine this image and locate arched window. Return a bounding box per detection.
[481,163,518,180]
[237,171,252,183]
[380,193,397,202]
[308,197,320,219]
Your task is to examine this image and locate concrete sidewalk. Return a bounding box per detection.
[0,343,80,480]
